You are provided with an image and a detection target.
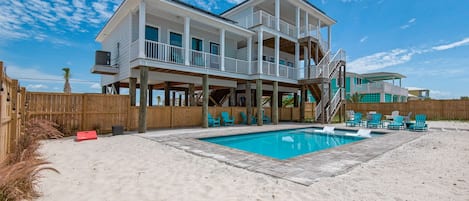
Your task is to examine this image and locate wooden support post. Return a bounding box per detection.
[101,86,106,94]
[202,75,209,128]
[164,82,170,106]
[172,91,176,106]
[129,78,137,106]
[138,67,148,133]
[184,89,189,106]
[189,83,195,106]
[294,93,298,107]
[256,79,263,126]
[300,85,306,122]
[179,94,182,106]
[245,81,252,125]
[272,81,279,125]
[229,87,236,106]
[148,85,153,106]
[114,82,120,94]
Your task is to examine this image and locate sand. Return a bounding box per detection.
[37,122,469,201]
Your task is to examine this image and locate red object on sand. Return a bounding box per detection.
[76,130,98,142]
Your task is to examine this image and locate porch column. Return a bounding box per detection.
[304,11,308,35]
[184,16,190,66]
[296,7,301,38]
[172,91,176,106]
[380,93,385,103]
[189,83,195,106]
[245,81,252,125]
[129,77,137,106]
[275,0,280,31]
[220,29,226,71]
[229,88,236,106]
[275,35,280,77]
[300,85,306,122]
[295,43,300,78]
[148,85,153,106]
[247,37,252,74]
[328,25,332,52]
[202,75,209,128]
[138,1,146,58]
[256,79,263,126]
[293,93,298,107]
[164,82,170,106]
[316,19,320,64]
[138,67,149,133]
[179,93,183,106]
[258,30,263,74]
[272,81,279,124]
[184,89,189,106]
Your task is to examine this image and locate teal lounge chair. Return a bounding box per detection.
[366,113,382,128]
[262,111,271,124]
[387,115,404,130]
[409,114,428,131]
[346,112,362,127]
[221,112,235,126]
[208,113,220,127]
[240,112,256,124]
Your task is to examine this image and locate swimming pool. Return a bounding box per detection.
[201,128,382,160]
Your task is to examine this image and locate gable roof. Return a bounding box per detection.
[170,0,236,23]
[220,0,327,16]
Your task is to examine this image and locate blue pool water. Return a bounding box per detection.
[201,128,381,160]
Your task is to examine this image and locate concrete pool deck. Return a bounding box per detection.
[141,123,424,185]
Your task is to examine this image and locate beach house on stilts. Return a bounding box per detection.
[91,0,346,131]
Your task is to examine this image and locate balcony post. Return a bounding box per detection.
[184,16,190,66]
[328,25,332,52]
[138,0,146,58]
[296,7,300,38]
[295,42,300,78]
[304,11,308,35]
[274,35,280,77]
[247,36,252,74]
[275,0,280,31]
[220,29,225,71]
[258,30,263,74]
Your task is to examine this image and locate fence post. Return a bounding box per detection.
[81,94,86,131]
[9,80,18,153]
[19,87,26,137]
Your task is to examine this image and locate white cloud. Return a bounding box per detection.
[400,18,416,29]
[91,83,102,89]
[5,65,98,85]
[348,49,416,73]
[360,36,368,43]
[430,90,452,99]
[432,38,469,51]
[27,84,48,90]
[0,0,122,41]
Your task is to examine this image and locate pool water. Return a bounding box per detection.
[201,128,380,160]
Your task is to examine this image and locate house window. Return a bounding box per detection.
[145,26,158,41]
[279,59,286,65]
[192,38,203,51]
[192,38,204,66]
[169,32,183,63]
[209,42,220,69]
[170,32,182,47]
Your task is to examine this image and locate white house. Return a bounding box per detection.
[91,0,346,131]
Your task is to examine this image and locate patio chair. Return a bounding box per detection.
[409,114,428,131]
[262,110,271,124]
[404,112,412,123]
[346,112,362,127]
[240,111,256,124]
[346,110,355,121]
[387,115,404,130]
[366,113,382,128]
[345,129,372,138]
[385,110,399,120]
[221,112,235,126]
[208,113,220,127]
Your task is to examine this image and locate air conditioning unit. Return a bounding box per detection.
[95,51,111,66]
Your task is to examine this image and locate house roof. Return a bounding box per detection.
[407,87,430,91]
[360,72,406,81]
[169,0,237,23]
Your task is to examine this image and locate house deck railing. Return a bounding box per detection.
[354,82,408,96]
[237,10,296,38]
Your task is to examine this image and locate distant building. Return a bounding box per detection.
[407,87,430,100]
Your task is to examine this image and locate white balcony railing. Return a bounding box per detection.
[238,10,296,38]
[354,82,408,96]
[279,64,296,80]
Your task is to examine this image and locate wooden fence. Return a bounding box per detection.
[347,100,469,120]
[26,92,130,134]
[0,62,25,162]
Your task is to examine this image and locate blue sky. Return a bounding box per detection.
[0,0,468,99]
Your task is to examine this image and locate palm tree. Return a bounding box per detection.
[348,92,363,103]
[62,68,71,94]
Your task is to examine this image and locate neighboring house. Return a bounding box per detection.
[345,72,408,103]
[407,87,430,100]
[91,0,346,124]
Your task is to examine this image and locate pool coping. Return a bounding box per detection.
[141,123,424,186]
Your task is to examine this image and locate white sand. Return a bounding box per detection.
[38,122,469,201]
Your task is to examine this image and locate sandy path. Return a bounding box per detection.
[38,127,469,201]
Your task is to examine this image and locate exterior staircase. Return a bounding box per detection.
[299,37,346,124]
